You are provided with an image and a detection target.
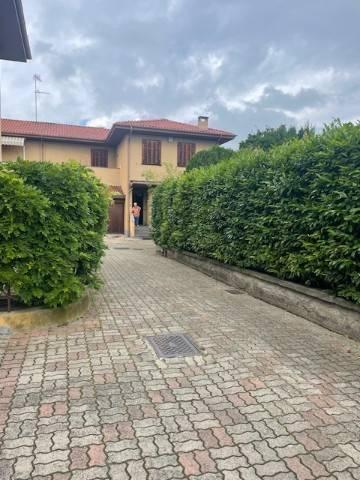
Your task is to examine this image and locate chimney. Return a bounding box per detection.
[198,116,209,129]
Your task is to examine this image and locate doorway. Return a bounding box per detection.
[108,198,125,233]
[132,186,147,226]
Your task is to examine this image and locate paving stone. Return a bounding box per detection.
[13,455,34,479]
[32,460,70,476]
[127,459,147,480]
[107,448,141,463]
[145,454,178,469]
[71,466,108,480]
[1,238,360,480]
[255,460,289,477]
[34,450,69,464]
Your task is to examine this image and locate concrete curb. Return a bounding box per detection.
[0,292,90,329]
[165,249,360,342]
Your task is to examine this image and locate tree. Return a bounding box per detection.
[186,146,233,171]
[239,124,314,151]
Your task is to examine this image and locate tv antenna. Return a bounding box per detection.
[33,74,50,121]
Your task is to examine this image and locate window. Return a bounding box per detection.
[91,149,108,168]
[142,139,161,165]
[177,142,196,167]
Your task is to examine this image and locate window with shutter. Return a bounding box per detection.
[91,149,108,167]
[142,139,161,165]
[177,142,196,167]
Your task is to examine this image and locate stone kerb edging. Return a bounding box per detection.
[0,291,90,329]
[165,249,360,342]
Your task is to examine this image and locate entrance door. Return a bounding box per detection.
[108,198,124,234]
[132,188,146,225]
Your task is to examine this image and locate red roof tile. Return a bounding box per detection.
[1,118,109,142]
[114,118,235,138]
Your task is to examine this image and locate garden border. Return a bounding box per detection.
[165,249,360,342]
[0,291,90,329]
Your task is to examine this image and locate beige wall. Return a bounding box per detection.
[2,145,24,162]
[116,133,218,235]
[1,139,121,187]
[24,140,117,168]
[90,167,121,186]
[126,134,217,182]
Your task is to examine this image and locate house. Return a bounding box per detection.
[0,0,31,161]
[1,116,236,235]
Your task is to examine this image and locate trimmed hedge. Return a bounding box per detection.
[152,122,360,303]
[186,146,233,171]
[0,160,109,308]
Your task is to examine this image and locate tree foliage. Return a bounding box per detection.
[0,160,109,308]
[152,122,360,303]
[239,124,315,151]
[186,146,233,171]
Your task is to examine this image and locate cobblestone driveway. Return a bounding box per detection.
[1,237,360,480]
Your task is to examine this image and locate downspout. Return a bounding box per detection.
[127,125,133,237]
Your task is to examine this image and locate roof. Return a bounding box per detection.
[0,0,31,62]
[1,118,109,142]
[113,118,235,139]
[1,117,236,144]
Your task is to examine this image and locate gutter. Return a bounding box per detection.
[14,0,32,60]
[106,126,235,145]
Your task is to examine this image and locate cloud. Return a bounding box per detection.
[133,74,164,91]
[86,107,149,127]
[1,0,359,143]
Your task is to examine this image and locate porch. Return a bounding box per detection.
[128,180,159,237]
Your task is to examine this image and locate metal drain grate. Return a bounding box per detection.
[146,333,201,358]
[112,247,130,250]
[225,289,245,295]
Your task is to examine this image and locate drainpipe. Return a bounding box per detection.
[127,125,133,237]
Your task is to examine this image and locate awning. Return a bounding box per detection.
[109,185,125,198]
[130,180,161,188]
[1,136,25,146]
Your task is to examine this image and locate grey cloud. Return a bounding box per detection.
[2,0,360,143]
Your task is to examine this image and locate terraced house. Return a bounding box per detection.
[1,116,235,235]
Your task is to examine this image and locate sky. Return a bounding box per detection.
[1,0,360,145]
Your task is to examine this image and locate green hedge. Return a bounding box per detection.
[186,146,233,171]
[152,122,360,303]
[0,160,109,308]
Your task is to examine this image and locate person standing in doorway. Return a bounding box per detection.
[131,202,141,226]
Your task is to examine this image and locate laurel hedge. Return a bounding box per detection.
[0,160,109,308]
[152,122,360,303]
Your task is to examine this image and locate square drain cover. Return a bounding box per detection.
[146,334,201,358]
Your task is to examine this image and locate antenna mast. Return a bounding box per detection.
[33,74,50,121]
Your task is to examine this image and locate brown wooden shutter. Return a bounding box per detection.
[177,142,195,167]
[142,139,161,165]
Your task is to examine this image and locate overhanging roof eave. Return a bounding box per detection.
[106,125,235,144]
[15,0,31,60]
